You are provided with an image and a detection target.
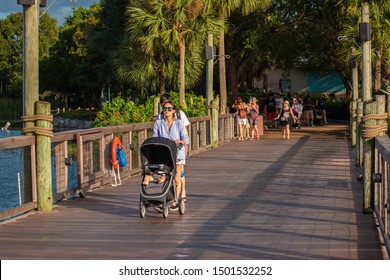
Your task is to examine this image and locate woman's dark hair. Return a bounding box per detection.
[162,100,177,110]
[236,97,242,103]
[160,93,172,105]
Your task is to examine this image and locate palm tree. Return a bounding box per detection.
[337,0,390,91]
[213,0,271,113]
[124,0,222,108]
[370,1,390,90]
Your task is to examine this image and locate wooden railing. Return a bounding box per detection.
[0,114,236,220]
[373,136,390,256]
[0,135,37,220]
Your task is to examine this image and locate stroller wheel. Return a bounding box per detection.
[139,200,146,218]
[179,198,185,215]
[163,205,169,218]
[79,190,86,198]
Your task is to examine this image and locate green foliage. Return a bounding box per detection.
[325,96,350,120]
[93,97,153,127]
[0,13,23,98]
[40,4,103,110]
[157,91,207,118]
[0,12,58,99]
[122,0,223,98]
[93,92,206,127]
[0,98,22,119]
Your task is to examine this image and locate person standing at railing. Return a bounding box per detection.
[248,97,259,140]
[153,100,189,211]
[158,94,190,203]
[232,96,250,141]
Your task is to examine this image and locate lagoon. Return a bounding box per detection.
[0,130,78,212]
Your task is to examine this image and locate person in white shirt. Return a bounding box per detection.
[274,93,284,124]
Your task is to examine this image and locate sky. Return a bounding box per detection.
[1,0,96,25]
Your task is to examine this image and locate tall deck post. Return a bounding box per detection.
[351,47,359,147]
[19,0,39,203]
[361,2,374,213]
[363,102,376,212]
[36,101,53,212]
[356,99,363,167]
[206,33,214,116]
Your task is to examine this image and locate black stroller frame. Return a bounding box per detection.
[139,137,185,218]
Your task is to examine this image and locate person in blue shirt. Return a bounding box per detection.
[153,100,189,211]
[158,94,190,202]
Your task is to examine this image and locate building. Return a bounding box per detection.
[255,68,346,95]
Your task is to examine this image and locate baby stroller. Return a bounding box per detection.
[314,109,325,126]
[291,108,301,129]
[139,137,185,218]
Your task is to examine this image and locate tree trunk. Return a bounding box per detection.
[226,37,238,104]
[179,36,187,108]
[218,13,227,114]
[160,70,167,95]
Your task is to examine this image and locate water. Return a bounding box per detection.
[0,130,78,212]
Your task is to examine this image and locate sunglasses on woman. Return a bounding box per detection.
[163,107,174,111]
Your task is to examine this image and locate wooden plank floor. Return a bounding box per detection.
[0,122,385,260]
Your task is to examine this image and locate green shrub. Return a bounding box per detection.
[93,92,207,127]
[325,96,350,120]
[161,91,206,118]
[93,97,153,127]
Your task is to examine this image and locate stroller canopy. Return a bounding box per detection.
[140,137,177,169]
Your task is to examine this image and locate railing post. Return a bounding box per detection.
[210,98,219,147]
[36,101,53,212]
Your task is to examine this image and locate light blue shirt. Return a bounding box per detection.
[153,118,189,160]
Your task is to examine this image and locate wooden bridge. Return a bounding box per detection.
[0,121,387,260]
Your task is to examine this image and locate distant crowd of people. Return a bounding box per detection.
[232,92,329,140]
[232,96,260,141]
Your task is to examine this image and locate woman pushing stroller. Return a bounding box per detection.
[149,100,189,211]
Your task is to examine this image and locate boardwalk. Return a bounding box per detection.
[0,122,386,260]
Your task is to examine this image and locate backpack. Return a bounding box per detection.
[239,109,247,119]
[116,146,127,167]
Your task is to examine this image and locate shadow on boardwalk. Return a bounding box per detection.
[0,122,385,260]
